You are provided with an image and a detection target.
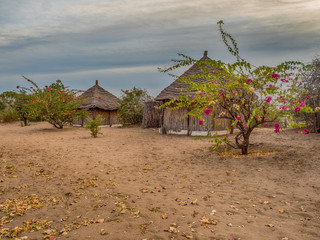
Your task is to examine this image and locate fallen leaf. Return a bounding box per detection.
[100,229,107,235]
[190,199,198,205]
[140,188,148,193]
[162,214,168,219]
[169,226,179,234]
[210,210,216,215]
[199,216,217,227]
[183,233,193,239]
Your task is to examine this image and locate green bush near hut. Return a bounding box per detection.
[118,87,152,126]
[85,115,103,138]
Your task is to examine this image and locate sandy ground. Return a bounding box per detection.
[0,121,319,240]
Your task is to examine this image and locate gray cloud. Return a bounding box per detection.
[0,0,319,95]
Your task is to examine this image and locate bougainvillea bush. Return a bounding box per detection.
[15,77,88,129]
[161,21,315,155]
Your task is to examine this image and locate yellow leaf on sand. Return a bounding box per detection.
[184,233,193,239]
[162,214,168,219]
[191,199,198,205]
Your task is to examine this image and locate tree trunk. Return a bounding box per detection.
[235,131,250,155]
[241,145,248,155]
[53,123,63,129]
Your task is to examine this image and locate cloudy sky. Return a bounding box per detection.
[1,0,319,97]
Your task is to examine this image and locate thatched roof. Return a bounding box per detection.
[155,51,214,101]
[80,80,119,110]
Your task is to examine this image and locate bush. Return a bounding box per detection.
[0,107,19,122]
[16,77,88,128]
[118,87,152,126]
[85,115,103,138]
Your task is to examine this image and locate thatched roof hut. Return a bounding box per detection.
[76,80,120,126]
[81,80,119,111]
[152,51,230,135]
[155,50,212,102]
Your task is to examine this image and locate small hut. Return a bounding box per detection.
[154,51,230,135]
[76,80,120,126]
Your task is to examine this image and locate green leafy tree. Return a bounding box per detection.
[161,21,314,155]
[16,76,87,128]
[118,87,152,126]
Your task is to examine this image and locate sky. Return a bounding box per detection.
[0,0,320,97]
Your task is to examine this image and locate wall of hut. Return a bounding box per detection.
[141,101,163,128]
[161,106,231,135]
[75,108,119,126]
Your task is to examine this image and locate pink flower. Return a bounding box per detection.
[198,120,204,125]
[264,124,268,127]
[304,128,310,134]
[204,109,212,116]
[281,78,289,83]
[268,84,275,88]
[274,122,280,133]
[265,96,272,103]
[247,78,252,83]
[225,134,229,138]
[294,106,301,113]
[16,85,20,89]
[272,73,280,79]
[298,100,305,107]
[236,116,241,121]
[211,80,216,84]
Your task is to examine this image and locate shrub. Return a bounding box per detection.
[118,87,152,126]
[85,115,103,138]
[0,107,19,122]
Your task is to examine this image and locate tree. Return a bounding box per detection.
[161,21,314,155]
[118,87,152,126]
[16,76,87,128]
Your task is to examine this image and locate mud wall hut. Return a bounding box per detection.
[154,51,230,135]
[75,80,120,126]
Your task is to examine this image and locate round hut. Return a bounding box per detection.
[154,51,231,135]
[77,80,120,126]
